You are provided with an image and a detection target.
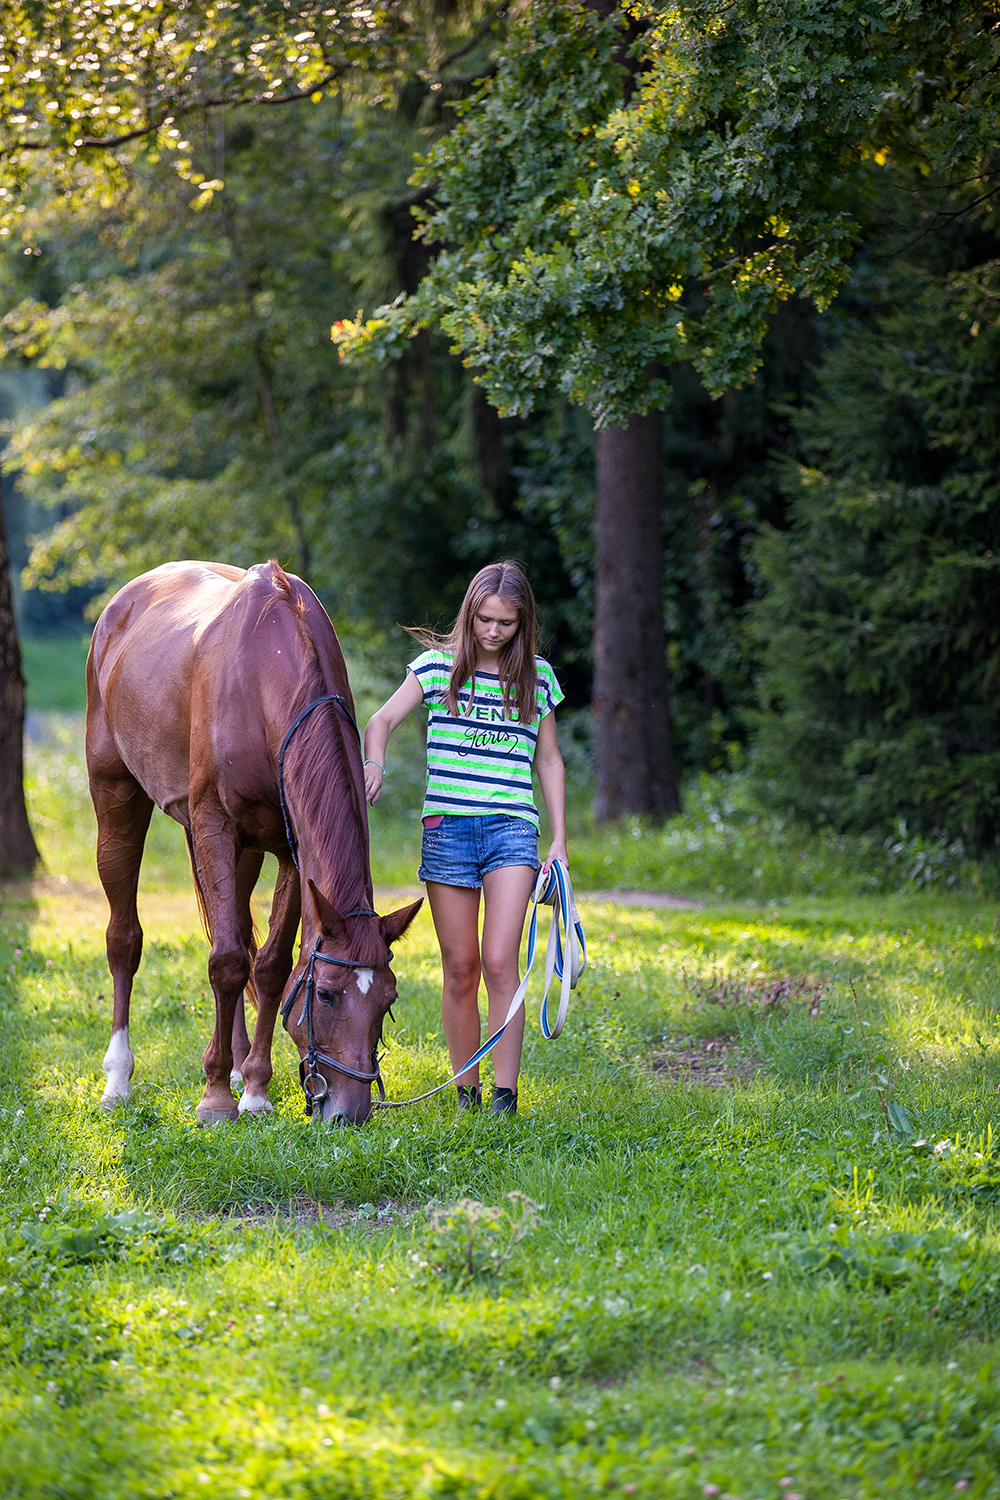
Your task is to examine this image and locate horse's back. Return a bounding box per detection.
[87,562,248,811]
[86,560,349,823]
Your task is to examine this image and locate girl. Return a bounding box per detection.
[363,561,567,1115]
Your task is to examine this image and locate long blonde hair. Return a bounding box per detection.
[406,561,541,723]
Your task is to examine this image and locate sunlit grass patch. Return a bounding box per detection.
[9,736,1000,1493]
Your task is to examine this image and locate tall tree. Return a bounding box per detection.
[0,463,38,873]
[0,0,399,867]
[336,0,1000,818]
[0,1,506,856]
[594,411,679,817]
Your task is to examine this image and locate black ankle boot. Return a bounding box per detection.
[457,1084,482,1112]
[490,1086,518,1116]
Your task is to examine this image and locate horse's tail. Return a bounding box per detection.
[245,917,261,1013]
[185,829,212,943]
[185,829,262,1012]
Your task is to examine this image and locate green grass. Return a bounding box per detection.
[21,634,91,714]
[4,725,1000,1496]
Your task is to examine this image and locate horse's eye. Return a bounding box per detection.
[317,987,341,1006]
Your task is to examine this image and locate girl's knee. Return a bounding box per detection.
[481,953,518,992]
[442,954,481,993]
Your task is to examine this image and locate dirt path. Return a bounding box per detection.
[3,880,703,944]
[373,885,703,910]
[578,889,702,909]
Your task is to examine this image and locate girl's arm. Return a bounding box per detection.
[363,671,425,805]
[534,711,568,871]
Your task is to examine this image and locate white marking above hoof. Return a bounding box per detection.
[101,1027,134,1107]
[230,1069,243,1086]
[238,1093,274,1116]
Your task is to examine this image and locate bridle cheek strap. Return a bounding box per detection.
[280,938,390,1116]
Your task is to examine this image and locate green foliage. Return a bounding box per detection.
[11,1200,212,1268]
[410,1192,541,1290]
[932,1129,1000,1205]
[338,0,1000,424]
[566,770,985,900]
[749,190,1000,852]
[2,84,596,683]
[4,100,403,601]
[773,1224,1000,1314]
[0,1,434,204]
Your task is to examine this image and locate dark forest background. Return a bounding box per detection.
[3,77,1000,859]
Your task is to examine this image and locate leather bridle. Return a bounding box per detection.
[279,928,391,1116]
[276,693,390,1116]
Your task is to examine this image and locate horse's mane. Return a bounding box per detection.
[267,562,388,969]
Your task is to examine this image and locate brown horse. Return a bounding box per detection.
[86,559,421,1125]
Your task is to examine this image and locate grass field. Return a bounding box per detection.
[21,635,91,715]
[3,654,1000,1496]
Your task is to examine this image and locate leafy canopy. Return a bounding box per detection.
[0,1,511,220]
[334,0,1000,425]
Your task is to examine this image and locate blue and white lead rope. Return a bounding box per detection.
[376,859,586,1109]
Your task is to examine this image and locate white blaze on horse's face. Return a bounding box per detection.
[355,967,374,995]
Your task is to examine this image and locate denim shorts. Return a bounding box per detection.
[418,813,540,888]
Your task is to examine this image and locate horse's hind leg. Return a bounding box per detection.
[90,752,154,1109]
[231,847,264,1085]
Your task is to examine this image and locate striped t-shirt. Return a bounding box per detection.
[407,651,564,829]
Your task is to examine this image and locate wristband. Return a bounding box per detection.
[364,758,386,774]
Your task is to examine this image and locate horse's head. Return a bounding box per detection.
[282,879,422,1125]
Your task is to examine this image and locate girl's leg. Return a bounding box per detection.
[480,864,537,1090]
[425,881,483,1087]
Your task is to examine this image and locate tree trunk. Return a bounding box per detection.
[592,412,680,822]
[0,467,40,874]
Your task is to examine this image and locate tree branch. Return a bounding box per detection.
[198,68,347,112]
[3,69,348,158]
[436,1,508,72]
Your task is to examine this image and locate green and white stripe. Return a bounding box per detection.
[408,651,564,830]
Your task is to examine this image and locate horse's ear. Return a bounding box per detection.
[306,879,349,946]
[381,898,423,946]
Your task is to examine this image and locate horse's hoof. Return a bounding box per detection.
[196,1104,239,1126]
[238,1094,273,1117]
[99,1093,128,1112]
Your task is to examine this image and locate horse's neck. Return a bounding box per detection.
[295,787,374,915]
[278,666,373,913]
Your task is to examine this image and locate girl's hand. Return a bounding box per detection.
[364,765,384,805]
[542,842,568,874]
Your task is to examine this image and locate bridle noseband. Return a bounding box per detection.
[279,925,392,1116]
[276,694,390,1117]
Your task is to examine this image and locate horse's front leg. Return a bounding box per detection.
[231,847,265,1086]
[190,810,249,1125]
[239,860,301,1117]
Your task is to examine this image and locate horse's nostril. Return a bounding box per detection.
[320,1103,372,1128]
